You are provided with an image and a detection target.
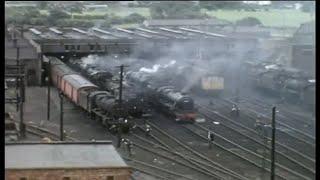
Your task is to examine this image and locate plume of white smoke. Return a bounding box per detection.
[139,60,176,73]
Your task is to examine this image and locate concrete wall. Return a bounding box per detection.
[6,168,131,180]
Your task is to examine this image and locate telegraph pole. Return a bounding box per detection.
[116,64,128,148]
[47,58,51,121]
[59,91,64,141]
[270,106,276,180]
[17,45,26,137]
[117,64,129,111]
[119,64,124,109]
[16,47,20,112]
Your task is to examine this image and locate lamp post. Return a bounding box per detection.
[270,107,276,180]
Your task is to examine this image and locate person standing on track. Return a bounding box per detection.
[208,131,215,149]
[231,104,240,117]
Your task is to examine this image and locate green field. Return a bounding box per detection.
[17,7,315,28]
[202,9,314,27]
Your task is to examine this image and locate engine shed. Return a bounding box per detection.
[290,21,315,77]
[5,141,132,180]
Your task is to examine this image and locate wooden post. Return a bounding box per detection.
[270,107,276,180]
[47,58,51,121]
[59,92,64,141]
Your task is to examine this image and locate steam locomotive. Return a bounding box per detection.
[67,58,145,118]
[243,61,315,108]
[49,57,140,133]
[126,71,197,123]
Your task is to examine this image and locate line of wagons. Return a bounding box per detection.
[49,56,141,133]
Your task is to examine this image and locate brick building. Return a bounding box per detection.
[5,141,131,180]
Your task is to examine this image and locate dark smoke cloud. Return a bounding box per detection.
[71,37,272,95]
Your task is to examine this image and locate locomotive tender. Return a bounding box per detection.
[49,57,140,132]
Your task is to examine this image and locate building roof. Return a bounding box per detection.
[292,21,315,45]
[5,38,38,60]
[5,141,129,170]
[295,21,315,35]
[143,18,231,27]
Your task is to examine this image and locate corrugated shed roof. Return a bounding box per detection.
[295,21,315,35]
[292,21,315,45]
[5,142,128,169]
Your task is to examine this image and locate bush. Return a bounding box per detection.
[128,2,136,8]
[29,18,47,26]
[109,15,124,24]
[73,14,106,20]
[236,17,262,26]
[49,9,71,19]
[123,13,146,23]
[58,19,95,27]
[47,9,71,25]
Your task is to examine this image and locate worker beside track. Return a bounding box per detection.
[145,124,151,137]
[208,131,215,149]
[231,104,240,117]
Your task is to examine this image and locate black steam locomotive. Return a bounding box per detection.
[68,58,145,118]
[126,71,197,123]
[243,61,315,108]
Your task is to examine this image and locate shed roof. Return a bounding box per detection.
[295,21,315,35]
[5,141,128,169]
[63,74,97,90]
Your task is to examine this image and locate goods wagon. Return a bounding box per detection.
[62,74,98,105]
[50,57,77,88]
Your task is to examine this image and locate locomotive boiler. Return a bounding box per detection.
[68,58,145,118]
[126,70,198,123]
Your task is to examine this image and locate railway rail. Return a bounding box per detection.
[239,96,315,138]
[219,97,315,158]
[199,96,315,157]
[125,157,195,180]
[12,120,77,141]
[126,131,223,180]
[184,121,314,179]
[145,115,282,180]
[196,103,314,179]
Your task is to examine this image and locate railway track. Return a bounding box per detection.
[197,104,314,179]
[12,120,77,141]
[126,131,223,180]
[130,122,244,180]
[239,96,315,138]
[125,157,195,180]
[145,115,284,180]
[185,120,314,179]
[219,98,315,158]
